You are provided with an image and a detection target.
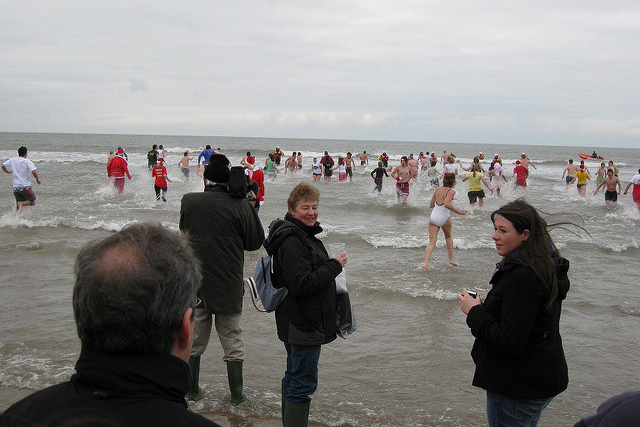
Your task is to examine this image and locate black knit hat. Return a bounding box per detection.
[204,154,230,183]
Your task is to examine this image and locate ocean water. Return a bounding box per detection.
[1,132,639,426]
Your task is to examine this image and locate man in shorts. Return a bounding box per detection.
[562,159,579,186]
[594,169,622,204]
[2,146,41,213]
[345,152,356,181]
[391,156,412,203]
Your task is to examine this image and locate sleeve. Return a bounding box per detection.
[466,268,543,358]
[277,237,342,296]
[240,202,265,251]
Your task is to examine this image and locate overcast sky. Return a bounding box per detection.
[2,0,639,147]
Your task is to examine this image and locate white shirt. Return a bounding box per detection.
[3,156,37,188]
[312,161,322,175]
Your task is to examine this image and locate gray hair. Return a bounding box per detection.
[73,222,202,355]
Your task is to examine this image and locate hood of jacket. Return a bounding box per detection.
[498,256,570,302]
[264,213,322,256]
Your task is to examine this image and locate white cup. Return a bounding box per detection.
[328,242,345,257]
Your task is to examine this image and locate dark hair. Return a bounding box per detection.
[18,146,27,156]
[184,151,189,156]
[152,144,157,150]
[491,199,569,312]
[206,145,212,150]
[443,172,456,187]
[73,223,201,355]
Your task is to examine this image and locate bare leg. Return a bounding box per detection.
[422,222,440,271]
[479,197,484,207]
[442,218,458,266]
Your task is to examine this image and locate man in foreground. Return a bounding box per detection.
[0,223,220,426]
[180,154,264,404]
[2,146,41,213]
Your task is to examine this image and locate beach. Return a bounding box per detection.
[1,132,639,426]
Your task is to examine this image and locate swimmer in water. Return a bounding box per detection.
[422,172,468,271]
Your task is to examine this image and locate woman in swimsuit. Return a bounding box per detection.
[422,172,468,271]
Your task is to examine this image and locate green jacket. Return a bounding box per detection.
[179,185,264,314]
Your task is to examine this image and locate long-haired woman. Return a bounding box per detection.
[457,198,573,427]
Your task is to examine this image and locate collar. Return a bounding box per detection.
[71,346,190,407]
[284,212,322,235]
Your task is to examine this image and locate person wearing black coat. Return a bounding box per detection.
[458,199,573,427]
[263,182,346,427]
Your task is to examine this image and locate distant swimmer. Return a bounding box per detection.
[178,151,195,178]
[360,150,369,165]
[284,151,298,174]
[570,164,590,196]
[297,152,303,169]
[512,160,529,190]
[407,154,419,182]
[150,144,158,162]
[197,145,216,167]
[152,158,172,202]
[623,167,640,211]
[562,159,579,186]
[345,152,356,181]
[321,151,335,182]
[371,161,388,192]
[391,156,412,204]
[442,155,458,177]
[607,160,619,176]
[107,148,132,194]
[107,150,116,164]
[427,159,440,188]
[459,156,485,173]
[2,146,41,213]
[422,172,467,270]
[593,169,621,204]
[272,146,283,165]
[312,157,322,182]
[461,163,492,208]
[595,162,606,188]
[379,151,389,168]
[488,161,508,197]
[265,153,280,182]
[520,153,537,170]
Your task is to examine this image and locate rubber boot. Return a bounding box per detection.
[226,360,245,405]
[283,400,310,427]
[186,355,202,401]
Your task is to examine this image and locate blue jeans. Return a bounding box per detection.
[282,343,321,403]
[486,391,552,427]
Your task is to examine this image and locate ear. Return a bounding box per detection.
[172,307,193,361]
[522,229,531,242]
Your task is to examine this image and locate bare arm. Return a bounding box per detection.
[2,165,11,175]
[429,191,436,208]
[443,189,467,215]
[31,170,41,184]
[624,182,632,194]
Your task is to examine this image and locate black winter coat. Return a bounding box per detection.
[0,347,220,427]
[179,185,264,315]
[467,258,570,399]
[264,214,342,346]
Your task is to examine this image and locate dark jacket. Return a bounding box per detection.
[574,390,640,427]
[263,214,342,346]
[180,185,264,314]
[467,258,570,399]
[0,347,220,427]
